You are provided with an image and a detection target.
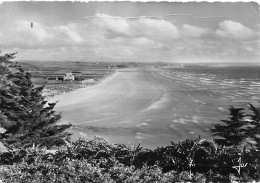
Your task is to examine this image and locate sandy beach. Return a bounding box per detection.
[50,66,230,148]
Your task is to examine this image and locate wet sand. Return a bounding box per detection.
[50,66,230,149]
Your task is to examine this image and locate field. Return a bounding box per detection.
[19,61,128,98]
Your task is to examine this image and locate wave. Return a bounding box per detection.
[142,93,169,112]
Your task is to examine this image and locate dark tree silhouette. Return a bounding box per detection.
[246,104,260,150]
[211,106,247,147]
[0,53,71,148]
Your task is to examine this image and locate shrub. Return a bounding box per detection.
[0,137,259,182]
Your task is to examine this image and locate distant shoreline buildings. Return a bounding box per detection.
[63,73,75,81]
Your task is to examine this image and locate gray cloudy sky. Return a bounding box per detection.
[0,1,260,62]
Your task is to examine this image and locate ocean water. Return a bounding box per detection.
[166,66,260,107]
[171,66,260,80]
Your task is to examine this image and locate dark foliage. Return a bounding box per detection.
[211,104,260,150]
[211,106,247,147]
[0,53,71,148]
[246,104,260,150]
[0,137,259,182]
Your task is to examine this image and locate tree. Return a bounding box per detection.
[246,104,260,150]
[0,53,72,148]
[211,104,260,150]
[211,106,248,148]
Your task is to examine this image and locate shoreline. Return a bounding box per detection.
[45,65,255,149]
[45,70,118,101]
[47,67,171,148]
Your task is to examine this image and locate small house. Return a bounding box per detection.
[64,73,75,81]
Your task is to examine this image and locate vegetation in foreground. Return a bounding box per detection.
[0,53,260,182]
[0,137,259,182]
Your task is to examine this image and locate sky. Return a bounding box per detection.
[0,1,260,63]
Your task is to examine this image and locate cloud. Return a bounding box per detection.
[181,24,208,38]
[92,14,180,41]
[134,18,180,41]
[1,15,259,63]
[1,20,53,48]
[1,20,87,48]
[93,14,133,37]
[55,25,84,43]
[16,20,51,42]
[215,20,254,39]
[112,37,162,50]
[256,24,260,38]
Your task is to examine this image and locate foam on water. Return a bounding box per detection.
[137,123,149,127]
[142,93,169,112]
[120,121,133,124]
[135,132,152,140]
[170,124,179,129]
[217,107,225,111]
[164,66,260,110]
[172,118,188,124]
[191,116,199,124]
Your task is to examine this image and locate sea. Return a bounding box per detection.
[165,66,260,108]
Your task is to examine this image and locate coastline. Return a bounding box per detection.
[45,70,118,101]
[47,67,179,148]
[37,65,260,149]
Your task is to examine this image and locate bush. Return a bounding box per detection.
[0,137,259,182]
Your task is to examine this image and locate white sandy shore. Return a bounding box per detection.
[48,71,119,102]
[49,68,164,125]
[49,66,229,149]
[49,68,172,147]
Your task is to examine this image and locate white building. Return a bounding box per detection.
[63,73,75,81]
